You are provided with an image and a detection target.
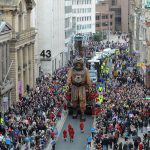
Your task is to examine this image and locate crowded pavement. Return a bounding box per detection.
[0,33,149,150]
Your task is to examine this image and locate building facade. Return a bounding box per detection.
[65,0,74,64]
[129,0,150,88]
[72,0,96,34]
[0,0,36,102]
[36,0,65,74]
[96,1,115,33]
[0,21,14,112]
[96,0,129,33]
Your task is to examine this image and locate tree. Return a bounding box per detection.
[93,32,106,42]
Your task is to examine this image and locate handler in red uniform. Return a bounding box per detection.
[63,129,67,141]
[80,121,84,133]
[68,124,72,131]
[70,128,74,142]
[69,127,74,142]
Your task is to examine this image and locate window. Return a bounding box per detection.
[78,9,80,13]
[87,0,91,4]
[102,15,105,19]
[82,8,84,13]
[110,15,113,18]
[65,6,72,14]
[65,18,70,28]
[73,9,76,13]
[96,23,100,27]
[55,59,56,70]
[102,23,108,26]
[110,22,113,26]
[112,0,117,6]
[87,8,91,13]
[52,60,54,73]
[96,15,99,20]
[88,24,91,29]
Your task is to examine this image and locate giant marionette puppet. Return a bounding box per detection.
[66,53,91,121]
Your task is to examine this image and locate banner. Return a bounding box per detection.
[18,80,22,94]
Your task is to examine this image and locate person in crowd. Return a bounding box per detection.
[87,135,92,147]
[80,121,84,133]
[0,66,69,149]
[92,47,150,150]
[63,129,67,141]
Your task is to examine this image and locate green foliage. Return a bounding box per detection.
[93,32,107,42]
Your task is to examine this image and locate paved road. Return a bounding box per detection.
[56,115,93,150]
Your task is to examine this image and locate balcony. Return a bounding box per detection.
[12,28,36,41]
[0,79,14,95]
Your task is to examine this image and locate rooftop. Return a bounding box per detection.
[0,21,13,34]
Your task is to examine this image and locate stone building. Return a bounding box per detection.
[0,21,14,112]
[0,0,36,102]
[129,0,150,88]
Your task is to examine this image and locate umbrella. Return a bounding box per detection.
[90,127,95,133]
[24,137,30,142]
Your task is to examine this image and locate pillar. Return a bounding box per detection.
[20,47,24,94]
[31,43,35,87]
[27,10,31,29]
[28,44,32,87]
[0,44,2,81]
[25,45,29,86]
[10,50,18,102]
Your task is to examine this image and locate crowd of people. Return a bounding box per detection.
[0,66,69,150]
[0,33,149,150]
[87,33,128,52]
[93,51,150,150]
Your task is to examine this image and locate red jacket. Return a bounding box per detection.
[70,128,74,139]
[80,122,84,130]
[138,143,143,150]
[63,130,67,138]
[51,131,55,138]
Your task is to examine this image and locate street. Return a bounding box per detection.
[56,115,93,150]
